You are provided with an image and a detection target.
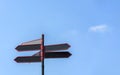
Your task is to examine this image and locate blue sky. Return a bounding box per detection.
[0,0,120,75]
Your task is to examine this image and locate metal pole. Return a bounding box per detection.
[40,34,45,75]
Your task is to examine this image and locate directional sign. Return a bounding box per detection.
[21,39,41,45]
[15,56,40,63]
[32,52,71,57]
[16,43,70,51]
[15,52,72,63]
[16,44,40,51]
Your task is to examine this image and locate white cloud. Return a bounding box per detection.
[89,24,108,32]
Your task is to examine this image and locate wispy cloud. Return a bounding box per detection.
[89,24,108,32]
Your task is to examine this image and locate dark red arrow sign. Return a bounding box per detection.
[15,43,70,51]
[15,52,72,63]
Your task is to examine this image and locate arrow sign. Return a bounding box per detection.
[21,39,41,45]
[16,43,70,51]
[15,52,72,63]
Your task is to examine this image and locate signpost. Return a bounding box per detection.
[14,34,72,75]
[41,34,44,75]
